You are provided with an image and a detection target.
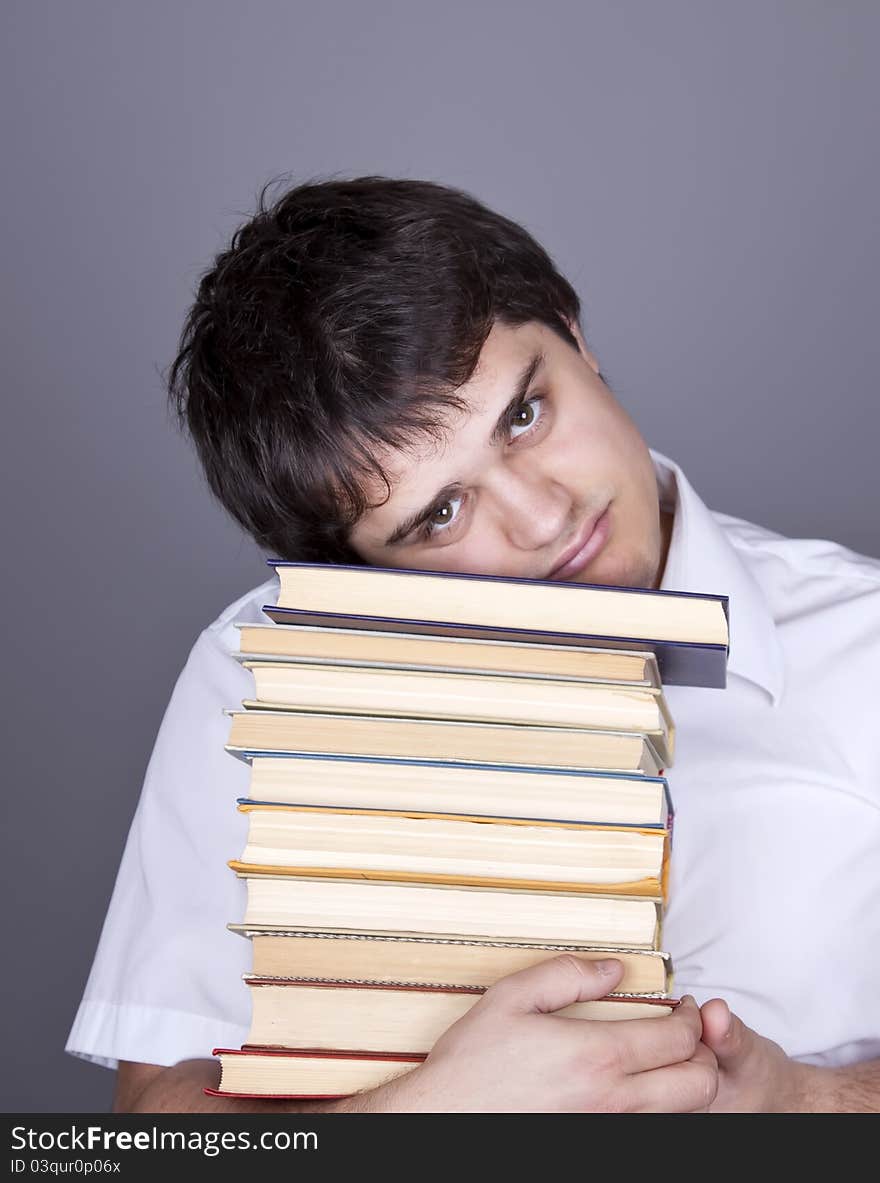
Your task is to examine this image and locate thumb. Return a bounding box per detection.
[485,954,625,1016]
[700,998,749,1066]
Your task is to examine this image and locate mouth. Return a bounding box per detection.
[546,504,612,581]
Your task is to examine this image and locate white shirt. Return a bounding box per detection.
[66,452,880,1071]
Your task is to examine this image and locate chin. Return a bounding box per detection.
[578,545,659,591]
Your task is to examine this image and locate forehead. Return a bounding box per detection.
[350,321,553,538]
[389,320,548,466]
[463,319,544,402]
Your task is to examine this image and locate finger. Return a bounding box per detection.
[699,997,731,1048]
[484,954,625,1015]
[591,995,703,1075]
[624,1042,719,1113]
[700,1000,750,1069]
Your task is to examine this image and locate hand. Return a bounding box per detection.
[700,998,817,1112]
[361,956,718,1113]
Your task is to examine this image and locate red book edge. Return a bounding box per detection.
[206,994,679,1096]
[207,1046,425,1100]
[212,1046,427,1061]
[204,1088,350,1100]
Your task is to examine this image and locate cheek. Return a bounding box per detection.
[550,432,618,508]
[353,532,515,579]
[418,536,518,579]
[583,492,662,589]
[564,405,657,522]
[552,397,632,472]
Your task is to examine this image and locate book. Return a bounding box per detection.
[243,980,678,1054]
[236,874,663,948]
[263,562,730,688]
[210,990,681,1097]
[240,662,675,765]
[230,930,674,995]
[235,622,663,688]
[230,803,670,899]
[208,1047,425,1099]
[211,565,720,1100]
[226,710,666,777]
[242,755,673,828]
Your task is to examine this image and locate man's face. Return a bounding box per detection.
[348,319,666,589]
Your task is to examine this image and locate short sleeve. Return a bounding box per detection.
[65,609,263,1070]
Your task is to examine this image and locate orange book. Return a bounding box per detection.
[230,802,671,900]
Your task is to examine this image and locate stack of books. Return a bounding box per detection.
[209,562,729,1101]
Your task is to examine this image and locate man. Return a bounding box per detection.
[66,177,880,1112]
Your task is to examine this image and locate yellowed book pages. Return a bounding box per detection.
[213,1050,419,1097]
[245,981,675,1053]
[245,931,673,995]
[226,710,666,777]
[242,662,675,764]
[275,564,729,645]
[238,874,662,948]
[236,622,660,687]
[246,755,671,827]
[233,804,670,899]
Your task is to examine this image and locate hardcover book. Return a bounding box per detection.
[235,622,663,688]
[210,994,681,1098]
[230,929,674,995]
[239,754,673,828]
[263,561,729,688]
[235,873,663,948]
[230,802,671,899]
[207,1047,424,1100]
[243,979,678,1054]
[240,661,675,764]
[226,710,666,777]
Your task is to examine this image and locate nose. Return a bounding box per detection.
[484,457,573,552]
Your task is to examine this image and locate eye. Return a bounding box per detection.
[508,395,544,440]
[418,493,464,542]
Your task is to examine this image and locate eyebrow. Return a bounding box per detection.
[384,350,546,547]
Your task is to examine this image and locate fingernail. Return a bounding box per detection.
[594,959,621,976]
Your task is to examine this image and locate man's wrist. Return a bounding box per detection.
[789,1062,837,1113]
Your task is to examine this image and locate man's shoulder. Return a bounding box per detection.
[200,575,279,646]
[206,574,280,631]
[711,508,880,651]
[153,575,280,723]
[713,508,880,588]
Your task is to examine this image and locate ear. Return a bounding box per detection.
[563,317,601,376]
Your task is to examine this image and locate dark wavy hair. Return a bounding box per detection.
[168,175,582,562]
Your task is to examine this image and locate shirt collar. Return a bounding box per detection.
[652,449,784,704]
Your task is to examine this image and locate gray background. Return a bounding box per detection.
[2,0,877,1111]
